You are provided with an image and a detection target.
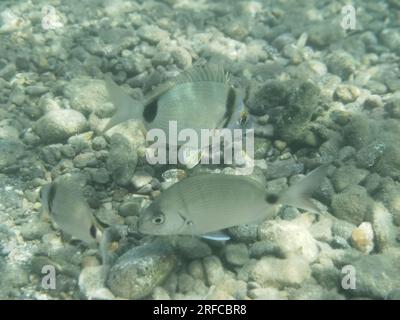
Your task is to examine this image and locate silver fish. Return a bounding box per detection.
[138,165,329,239]
[40,176,102,245]
[103,64,253,145]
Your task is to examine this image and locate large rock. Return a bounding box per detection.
[349,250,400,299]
[249,256,311,288]
[107,242,177,299]
[258,219,319,262]
[0,138,24,172]
[63,79,108,116]
[331,185,373,225]
[34,109,88,144]
[106,133,138,186]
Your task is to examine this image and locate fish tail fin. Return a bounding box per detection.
[103,75,143,132]
[280,164,330,213]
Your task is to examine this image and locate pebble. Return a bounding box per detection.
[34,110,88,144]
[351,222,374,254]
[258,219,319,262]
[349,249,400,299]
[106,133,138,187]
[249,256,311,288]
[331,185,373,225]
[203,256,225,286]
[73,152,98,168]
[330,165,368,192]
[334,85,360,103]
[175,237,212,260]
[79,266,115,300]
[223,243,249,267]
[107,242,177,299]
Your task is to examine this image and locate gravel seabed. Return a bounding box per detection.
[0,0,399,299]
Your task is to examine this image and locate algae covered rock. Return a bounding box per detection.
[275,80,320,146]
[107,242,177,299]
[106,133,138,187]
[331,185,373,225]
[348,250,400,299]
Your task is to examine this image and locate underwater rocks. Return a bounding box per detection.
[348,250,400,299]
[175,237,212,260]
[107,242,177,299]
[331,185,373,225]
[325,50,357,80]
[79,266,115,300]
[275,80,320,146]
[249,79,320,147]
[106,133,138,187]
[0,138,25,172]
[375,178,400,226]
[249,256,311,288]
[258,218,319,263]
[63,79,109,117]
[223,243,249,267]
[34,110,88,144]
[330,165,368,193]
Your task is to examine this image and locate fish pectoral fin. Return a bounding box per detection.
[200,231,230,241]
[280,164,330,214]
[103,75,143,132]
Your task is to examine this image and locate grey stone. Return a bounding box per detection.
[107,134,138,186]
[34,110,88,144]
[264,158,304,180]
[249,241,279,258]
[356,141,386,169]
[371,202,398,252]
[203,256,224,286]
[349,250,400,299]
[331,165,368,192]
[223,243,249,266]
[331,185,373,225]
[119,195,148,217]
[19,219,51,241]
[92,136,107,151]
[73,152,98,168]
[258,219,319,262]
[137,25,169,44]
[79,266,115,300]
[249,256,311,288]
[89,168,110,184]
[0,138,24,172]
[325,50,357,80]
[227,224,258,243]
[175,237,212,260]
[107,242,177,299]
[171,47,192,69]
[375,178,400,226]
[63,79,108,116]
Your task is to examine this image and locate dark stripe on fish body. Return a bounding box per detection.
[47,183,57,213]
[143,99,159,123]
[223,87,236,127]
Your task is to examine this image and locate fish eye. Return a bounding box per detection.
[90,224,97,239]
[265,193,279,204]
[152,214,165,225]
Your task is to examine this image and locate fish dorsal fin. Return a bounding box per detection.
[174,64,229,85]
[201,231,230,241]
[280,164,330,214]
